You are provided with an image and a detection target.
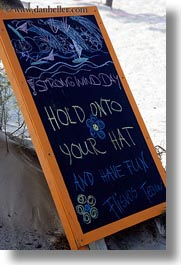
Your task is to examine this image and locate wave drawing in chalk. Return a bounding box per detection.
[5,15,113,95]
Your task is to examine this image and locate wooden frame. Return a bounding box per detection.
[0,7,166,250]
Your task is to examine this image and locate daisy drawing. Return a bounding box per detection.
[86,115,106,140]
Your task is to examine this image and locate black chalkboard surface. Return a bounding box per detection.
[3,14,166,234]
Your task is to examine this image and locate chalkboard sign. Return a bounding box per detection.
[0,7,166,249]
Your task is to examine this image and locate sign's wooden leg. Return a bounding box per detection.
[77,239,108,250]
[88,239,108,250]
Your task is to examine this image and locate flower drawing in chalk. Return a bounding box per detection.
[86,115,106,140]
[75,194,99,224]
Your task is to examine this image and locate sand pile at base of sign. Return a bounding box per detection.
[0,131,68,250]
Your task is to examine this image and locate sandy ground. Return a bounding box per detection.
[0,132,67,250]
[0,0,166,250]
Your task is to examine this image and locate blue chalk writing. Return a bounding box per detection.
[140,181,163,203]
[99,164,125,184]
[73,171,94,192]
[123,151,149,175]
[102,187,138,219]
[102,195,122,219]
[98,151,149,184]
